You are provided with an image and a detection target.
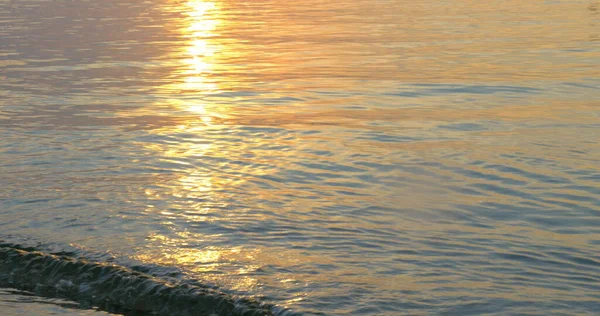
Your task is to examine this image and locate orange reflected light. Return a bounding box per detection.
[135,233,260,289]
[137,0,288,293]
[180,0,219,95]
[153,0,222,114]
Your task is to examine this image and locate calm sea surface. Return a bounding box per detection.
[1,0,599,315]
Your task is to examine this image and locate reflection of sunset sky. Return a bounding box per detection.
[134,233,262,292]
[180,0,219,93]
[1,0,599,314]
[130,0,600,302]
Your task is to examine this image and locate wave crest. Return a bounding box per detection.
[0,245,282,316]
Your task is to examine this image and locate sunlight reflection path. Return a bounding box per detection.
[137,0,267,295]
[180,0,219,96]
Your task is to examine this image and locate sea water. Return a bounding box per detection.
[1,0,599,315]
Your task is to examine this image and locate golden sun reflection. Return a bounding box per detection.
[180,0,219,93]
[135,233,260,290]
[145,0,223,118]
[135,0,294,294]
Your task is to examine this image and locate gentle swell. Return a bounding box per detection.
[0,245,284,316]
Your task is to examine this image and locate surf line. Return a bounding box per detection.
[0,245,285,316]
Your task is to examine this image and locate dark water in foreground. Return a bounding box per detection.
[1,0,600,315]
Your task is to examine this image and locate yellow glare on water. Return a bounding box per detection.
[135,233,261,288]
[180,0,219,96]
[137,0,295,294]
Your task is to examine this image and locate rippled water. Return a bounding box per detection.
[1,0,599,315]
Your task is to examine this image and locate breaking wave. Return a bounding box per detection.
[0,243,295,316]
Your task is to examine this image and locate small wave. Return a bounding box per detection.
[0,244,287,316]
